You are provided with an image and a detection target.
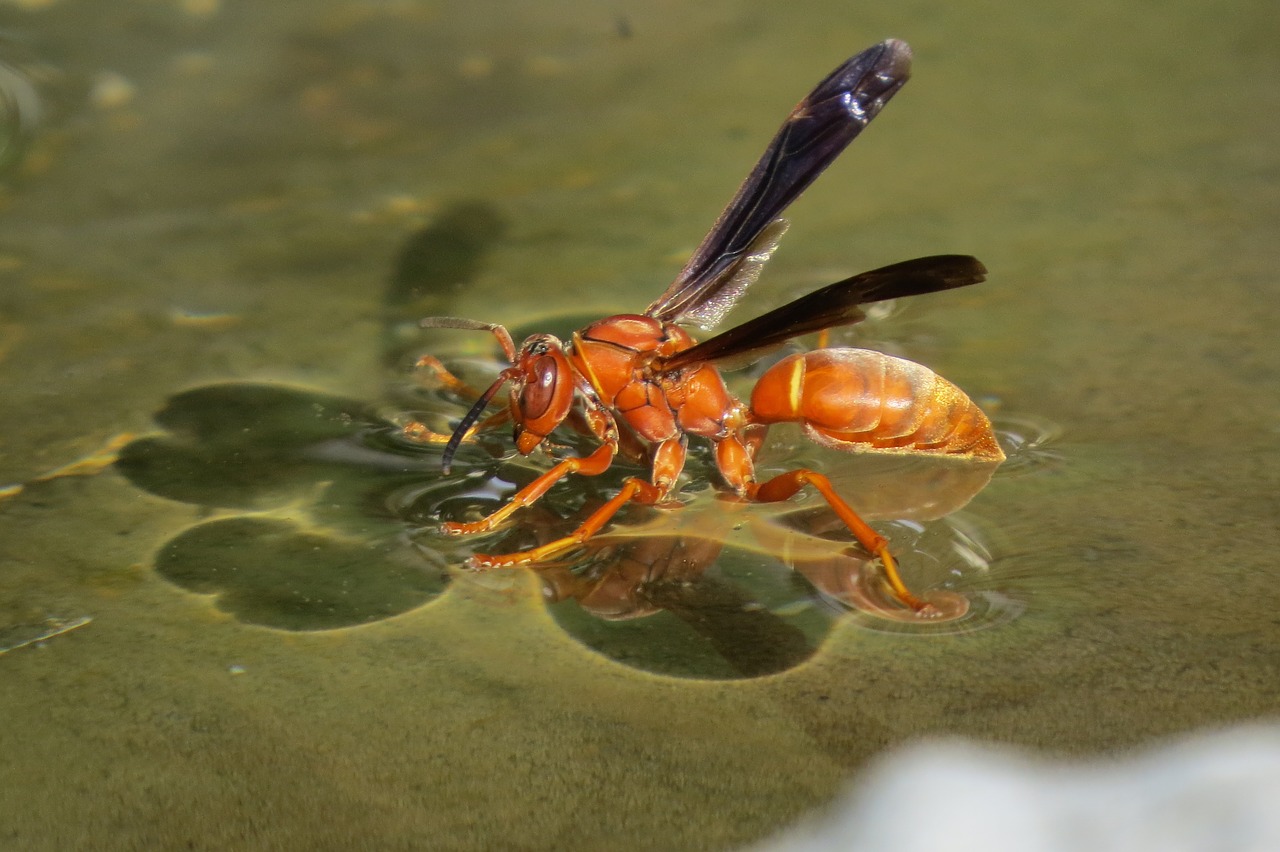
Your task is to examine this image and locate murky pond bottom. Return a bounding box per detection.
[3,313,1273,850]
[2,1,1278,849]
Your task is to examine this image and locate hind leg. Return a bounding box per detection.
[747,468,934,613]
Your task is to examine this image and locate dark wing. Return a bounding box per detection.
[652,255,987,373]
[644,40,913,329]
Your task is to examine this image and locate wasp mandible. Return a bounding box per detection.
[411,40,1004,615]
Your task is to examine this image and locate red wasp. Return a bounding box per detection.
[412,40,1004,615]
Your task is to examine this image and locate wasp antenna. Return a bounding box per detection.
[421,316,491,331]
[421,316,517,362]
[440,371,510,474]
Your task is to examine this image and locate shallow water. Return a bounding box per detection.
[1,1,1277,849]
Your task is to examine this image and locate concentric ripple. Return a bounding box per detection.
[992,413,1065,476]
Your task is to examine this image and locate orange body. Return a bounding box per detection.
[569,315,741,445]
[750,349,1004,461]
[565,317,1003,487]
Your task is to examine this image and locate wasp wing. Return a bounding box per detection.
[653,255,987,373]
[644,40,913,329]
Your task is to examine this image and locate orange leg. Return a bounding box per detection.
[469,477,664,568]
[456,436,686,568]
[413,354,489,398]
[403,408,510,445]
[747,469,929,612]
[443,443,618,536]
[403,355,512,444]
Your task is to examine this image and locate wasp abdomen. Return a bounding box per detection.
[749,349,1004,461]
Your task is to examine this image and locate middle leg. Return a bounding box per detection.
[465,436,687,568]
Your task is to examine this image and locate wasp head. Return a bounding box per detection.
[510,334,575,455]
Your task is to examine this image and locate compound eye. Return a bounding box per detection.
[519,355,559,420]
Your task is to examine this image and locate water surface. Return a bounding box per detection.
[1,1,1277,849]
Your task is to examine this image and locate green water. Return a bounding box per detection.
[1,2,1277,849]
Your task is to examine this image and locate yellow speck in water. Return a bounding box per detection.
[382,194,429,216]
[475,134,519,157]
[179,0,220,18]
[352,193,437,224]
[90,71,137,110]
[170,309,241,329]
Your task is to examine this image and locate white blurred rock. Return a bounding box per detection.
[755,726,1280,852]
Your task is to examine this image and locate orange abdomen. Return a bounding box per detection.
[749,349,1004,461]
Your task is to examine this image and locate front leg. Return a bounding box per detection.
[403,408,510,446]
[464,436,687,568]
[412,353,489,399]
[402,355,514,445]
[444,443,618,536]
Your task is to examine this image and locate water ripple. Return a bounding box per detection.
[0,55,41,178]
[992,413,1065,476]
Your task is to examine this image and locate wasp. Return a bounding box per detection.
[412,40,1003,615]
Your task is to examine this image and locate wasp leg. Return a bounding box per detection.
[468,476,665,568]
[460,436,685,568]
[403,354,513,445]
[413,354,489,398]
[747,468,932,614]
[443,443,618,537]
[403,408,510,445]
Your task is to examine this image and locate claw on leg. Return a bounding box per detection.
[748,467,934,614]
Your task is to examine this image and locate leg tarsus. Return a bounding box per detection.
[402,408,510,446]
[402,420,452,444]
[749,468,931,613]
[861,536,931,614]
